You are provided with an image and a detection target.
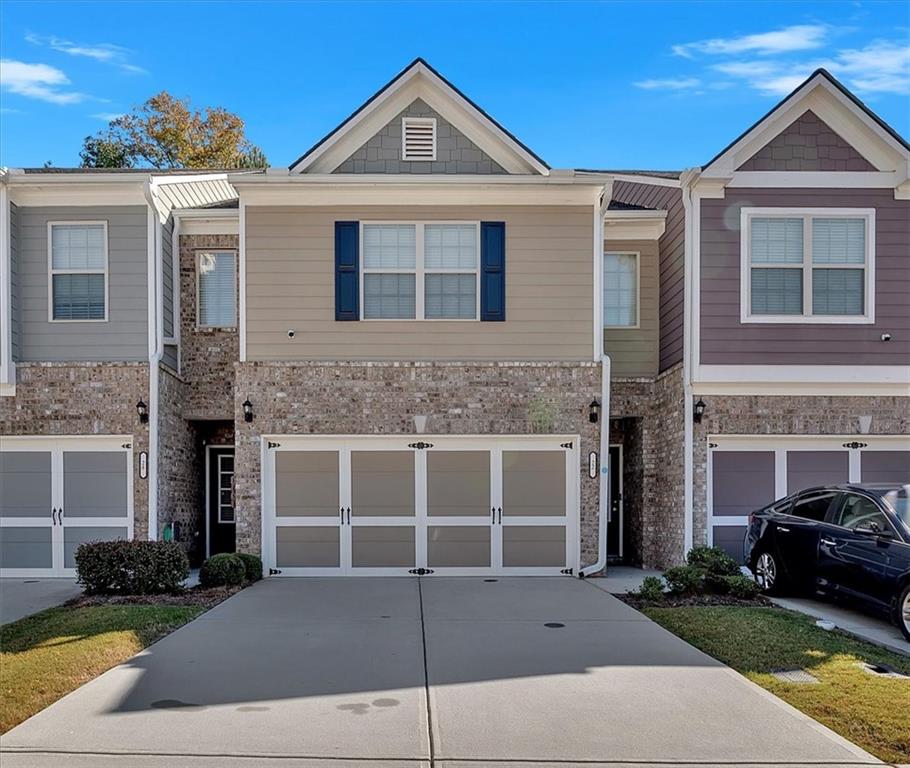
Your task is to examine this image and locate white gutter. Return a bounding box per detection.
[579,354,611,578]
[143,180,164,541]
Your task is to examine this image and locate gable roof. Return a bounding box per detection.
[702,68,910,177]
[289,58,549,175]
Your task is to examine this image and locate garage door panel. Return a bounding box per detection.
[63,526,128,569]
[0,527,53,569]
[276,526,340,568]
[712,452,775,516]
[503,451,565,517]
[351,526,415,568]
[276,452,339,517]
[428,526,491,568]
[861,451,910,484]
[713,525,747,563]
[787,451,849,494]
[0,452,52,518]
[502,526,566,568]
[352,452,415,518]
[63,452,128,517]
[427,451,490,517]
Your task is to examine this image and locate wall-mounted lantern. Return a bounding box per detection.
[588,398,601,424]
[693,398,707,424]
[136,400,149,424]
[242,399,254,423]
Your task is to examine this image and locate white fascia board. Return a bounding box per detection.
[174,208,239,235]
[232,172,589,186]
[728,171,899,188]
[603,210,667,240]
[694,364,910,396]
[9,182,149,207]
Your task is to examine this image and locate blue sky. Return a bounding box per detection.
[1,1,908,170]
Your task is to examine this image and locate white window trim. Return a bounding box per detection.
[195,249,238,330]
[47,220,109,323]
[602,250,640,329]
[401,116,437,161]
[740,207,875,325]
[359,221,481,321]
[217,452,235,524]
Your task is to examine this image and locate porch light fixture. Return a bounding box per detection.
[588,398,601,424]
[693,398,707,424]
[242,399,254,423]
[136,400,149,424]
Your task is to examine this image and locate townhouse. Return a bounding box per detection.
[1,60,907,579]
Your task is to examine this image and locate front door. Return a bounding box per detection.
[607,446,622,561]
[208,447,235,556]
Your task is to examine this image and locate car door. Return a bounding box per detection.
[774,490,838,589]
[817,492,897,607]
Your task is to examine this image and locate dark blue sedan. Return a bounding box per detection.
[744,484,910,641]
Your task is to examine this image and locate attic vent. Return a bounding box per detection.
[402,117,436,161]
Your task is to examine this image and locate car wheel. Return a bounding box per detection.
[895,583,910,642]
[753,551,786,595]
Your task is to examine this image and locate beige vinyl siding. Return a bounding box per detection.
[602,239,659,377]
[245,206,593,361]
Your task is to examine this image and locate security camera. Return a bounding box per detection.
[881,333,891,342]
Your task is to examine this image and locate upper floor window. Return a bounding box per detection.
[361,223,479,320]
[603,251,639,328]
[197,251,237,328]
[48,222,108,322]
[742,208,874,324]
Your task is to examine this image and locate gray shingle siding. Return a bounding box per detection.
[10,202,20,361]
[17,205,149,362]
[333,99,508,174]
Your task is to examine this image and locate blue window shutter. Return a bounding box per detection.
[480,222,505,321]
[335,221,359,321]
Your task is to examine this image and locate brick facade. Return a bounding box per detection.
[233,361,603,564]
[0,362,151,539]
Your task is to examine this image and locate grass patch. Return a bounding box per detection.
[644,605,910,764]
[0,603,202,734]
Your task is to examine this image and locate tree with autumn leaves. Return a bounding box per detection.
[80,91,267,169]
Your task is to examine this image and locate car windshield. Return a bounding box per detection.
[883,487,910,528]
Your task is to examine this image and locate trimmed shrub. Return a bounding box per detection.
[75,540,189,595]
[723,574,761,599]
[199,553,246,588]
[236,553,263,582]
[686,546,739,577]
[632,575,665,602]
[663,564,705,595]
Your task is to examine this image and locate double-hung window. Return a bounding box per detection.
[361,222,479,320]
[742,208,874,323]
[197,251,237,328]
[603,251,639,328]
[48,222,108,321]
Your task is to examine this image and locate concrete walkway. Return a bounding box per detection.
[0,578,81,625]
[1,577,880,767]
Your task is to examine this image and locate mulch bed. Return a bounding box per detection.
[617,592,773,610]
[65,584,244,610]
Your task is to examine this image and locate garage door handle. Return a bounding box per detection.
[52,508,57,525]
[497,507,502,524]
[491,507,495,523]
[340,507,344,524]
[346,507,351,525]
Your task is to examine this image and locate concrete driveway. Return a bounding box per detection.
[1,577,879,768]
[0,578,81,625]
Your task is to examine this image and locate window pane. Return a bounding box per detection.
[424,225,477,269]
[363,225,416,269]
[750,218,803,264]
[198,252,237,326]
[792,492,837,522]
[812,218,865,264]
[53,274,105,320]
[51,224,105,270]
[603,252,638,326]
[751,268,802,315]
[363,274,416,319]
[833,494,890,532]
[812,268,863,315]
[425,273,476,319]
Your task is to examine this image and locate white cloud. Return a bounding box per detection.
[0,59,88,104]
[634,77,701,90]
[672,25,829,58]
[91,112,124,121]
[25,33,147,74]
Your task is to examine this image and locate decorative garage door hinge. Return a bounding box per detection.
[560,442,573,449]
[268,568,282,575]
[408,568,435,575]
[408,442,434,450]
[121,443,132,449]
[267,441,281,449]
[560,567,573,575]
[842,442,868,449]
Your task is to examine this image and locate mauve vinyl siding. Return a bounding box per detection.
[611,181,684,372]
[17,206,149,362]
[700,188,910,365]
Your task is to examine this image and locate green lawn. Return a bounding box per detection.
[0,604,203,734]
[643,605,910,764]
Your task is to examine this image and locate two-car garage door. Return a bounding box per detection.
[262,436,579,576]
[709,436,909,561]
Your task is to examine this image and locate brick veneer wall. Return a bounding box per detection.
[233,361,603,564]
[692,393,910,546]
[179,233,239,420]
[0,362,151,539]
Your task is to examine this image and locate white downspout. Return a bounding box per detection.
[680,168,699,558]
[579,354,611,577]
[143,180,164,541]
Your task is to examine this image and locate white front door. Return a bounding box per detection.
[0,437,134,577]
[263,436,579,577]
